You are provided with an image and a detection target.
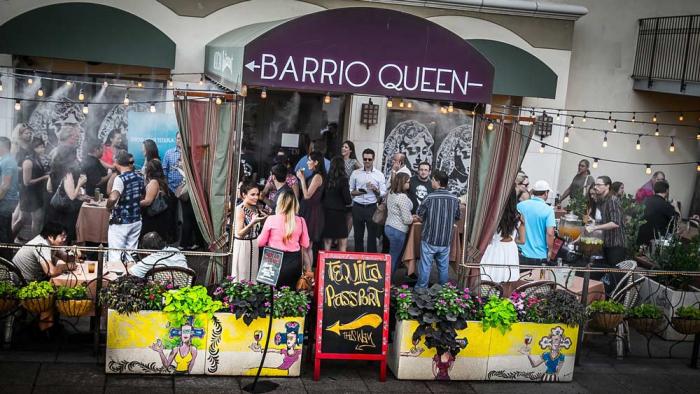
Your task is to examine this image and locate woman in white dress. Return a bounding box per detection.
[232,183,267,282]
[480,189,526,283]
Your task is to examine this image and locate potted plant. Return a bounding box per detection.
[214,279,273,325]
[55,285,93,317]
[482,295,518,334]
[162,285,222,325]
[626,304,663,334]
[0,281,18,314]
[18,281,55,314]
[528,290,587,327]
[671,306,700,336]
[588,300,625,331]
[100,276,165,315]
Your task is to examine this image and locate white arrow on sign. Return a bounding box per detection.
[245,60,260,72]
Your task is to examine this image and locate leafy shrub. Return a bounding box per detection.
[273,286,310,318]
[653,236,700,291]
[532,291,588,327]
[482,296,518,334]
[100,276,162,315]
[676,306,700,320]
[0,281,18,299]
[162,286,222,326]
[391,285,413,321]
[17,281,54,299]
[628,304,662,319]
[509,291,541,323]
[55,285,88,300]
[142,281,166,311]
[588,300,625,314]
[214,278,272,325]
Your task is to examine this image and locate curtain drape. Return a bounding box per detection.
[458,115,533,287]
[174,98,238,285]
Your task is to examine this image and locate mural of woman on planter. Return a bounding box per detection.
[149,317,205,374]
[520,326,572,382]
[432,348,456,380]
[272,321,304,373]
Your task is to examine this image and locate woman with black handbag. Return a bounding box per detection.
[46,145,86,242]
[140,159,176,243]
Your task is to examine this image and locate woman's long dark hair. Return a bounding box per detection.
[144,159,169,194]
[143,139,160,162]
[586,183,597,214]
[309,151,326,179]
[326,156,347,189]
[50,145,78,180]
[497,189,519,236]
[343,140,357,160]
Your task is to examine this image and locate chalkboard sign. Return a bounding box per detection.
[256,247,284,286]
[313,251,391,381]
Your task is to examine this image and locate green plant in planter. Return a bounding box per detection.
[55,285,88,300]
[628,304,662,319]
[162,286,222,326]
[482,296,518,334]
[676,306,700,320]
[653,236,700,291]
[273,286,310,318]
[142,281,166,311]
[17,281,54,299]
[619,194,646,258]
[214,279,273,325]
[588,300,625,314]
[99,276,161,315]
[567,193,587,218]
[532,290,587,327]
[0,281,18,299]
[391,285,413,321]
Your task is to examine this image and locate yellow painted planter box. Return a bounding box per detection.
[388,320,579,382]
[205,313,305,377]
[106,310,210,375]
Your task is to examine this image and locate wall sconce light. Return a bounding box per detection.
[360,99,380,129]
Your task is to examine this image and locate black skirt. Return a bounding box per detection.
[277,251,302,289]
[322,208,349,239]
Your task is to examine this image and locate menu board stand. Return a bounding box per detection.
[313,251,391,381]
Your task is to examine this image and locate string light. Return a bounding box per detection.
[563,130,570,143]
[654,126,660,136]
[78,89,85,101]
[608,112,612,123]
[539,142,545,153]
[82,103,89,114]
[645,164,652,175]
[103,81,108,88]
[136,81,143,88]
[407,101,413,109]
[27,77,33,85]
[324,92,331,104]
[570,116,575,126]
[556,111,560,121]
[440,106,447,114]
[697,130,700,140]
[636,135,641,150]
[697,162,700,172]
[592,158,599,169]
[632,112,636,122]
[66,80,72,87]
[448,102,454,113]
[123,91,130,106]
[168,78,173,87]
[387,97,393,108]
[652,113,657,122]
[399,100,405,108]
[199,74,204,85]
[602,131,608,148]
[14,99,20,111]
[669,137,675,152]
[487,120,494,131]
[37,88,44,97]
[260,87,267,99]
[582,111,587,122]
[149,102,156,112]
[679,112,684,121]
[215,96,222,105]
[612,121,617,132]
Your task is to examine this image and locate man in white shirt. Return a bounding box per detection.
[349,148,386,252]
[12,222,72,281]
[129,232,188,278]
[387,153,412,184]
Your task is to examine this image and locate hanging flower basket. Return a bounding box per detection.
[0,298,18,314]
[627,317,663,334]
[56,299,94,317]
[21,295,55,314]
[590,312,624,331]
[671,318,700,335]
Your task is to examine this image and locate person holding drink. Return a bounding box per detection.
[232,183,267,282]
[349,148,386,253]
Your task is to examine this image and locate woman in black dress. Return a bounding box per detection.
[19,138,50,238]
[140,159,176,243]
[47,145,86,242]
[296,151,325,249]
[322,156,352,251]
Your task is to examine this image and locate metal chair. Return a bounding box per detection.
[145,266,197,289]
[478,281,503,299]
[511,280,557,299]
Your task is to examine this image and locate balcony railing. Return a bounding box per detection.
[632,15,700,92]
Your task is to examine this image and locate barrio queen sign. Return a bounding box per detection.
[229,8,494,103]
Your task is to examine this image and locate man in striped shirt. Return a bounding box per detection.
[415,170,460,288]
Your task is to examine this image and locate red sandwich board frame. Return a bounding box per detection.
[313,251,391,381]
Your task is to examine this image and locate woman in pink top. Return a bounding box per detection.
[257,190,311,288]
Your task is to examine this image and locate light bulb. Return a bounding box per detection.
[652,113,657,122]
[563,132,570,143]
[14,100,21,111]
[387,98,393,108]
[150,103,156,112]
[440,106,447,114]
[27,77,33,85]
[570,117,575,126]
[602,135,608,148]
[261,87,267,99]
[608,113,612,123]
[215,97,222,105]
[487,121,494,131]
[582,112,587,122]
[78,89,85,101]
[137,81,143,88]
[697,131,700,141]
[636,137,641,150]
[37,88,44,97]
[66,81,73,87]
[669,140,675,152]
[199,74,204,85]
[407,101,413,109]
[645,165,652,175]
[697,162,700,172]
[0,76,3,92]
[539,143,545,153]
[168,78,173,87]
[632,113,636,122]
[448,102,454,113]
[399,100,404,108]
[613,122,617,132]
[123,93,130,106]
[82,103,89,114]
[556,112,560,121]
[679,112,684,121]
[592,159,598,169]
[324,93,331,104]
[103,81,108,88]
[654,127,660,136]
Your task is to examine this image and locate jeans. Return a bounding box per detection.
[352,203,377,252]
[416,241,450,288]
[384,225,407,273]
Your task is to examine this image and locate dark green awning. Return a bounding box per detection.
[467,39,557,99]
[0,3,176,69]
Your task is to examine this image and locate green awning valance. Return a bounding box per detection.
[0,3,176,69]
[467,39,557,99]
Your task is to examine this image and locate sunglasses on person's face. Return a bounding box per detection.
[363,157,373,162]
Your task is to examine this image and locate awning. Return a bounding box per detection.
[0,3,176,69]
[467,39,558,99]
[205,7,495,103]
